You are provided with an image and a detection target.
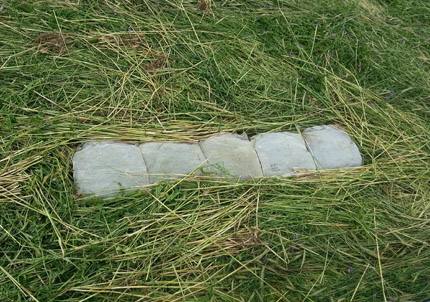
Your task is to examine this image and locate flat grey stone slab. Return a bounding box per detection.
[252,132,316,176]
[139,142,206,184]
[199,133,263,178]
[73,142,149,197]
[303,125,362,169]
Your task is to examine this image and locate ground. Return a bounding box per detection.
[0,0,429,301]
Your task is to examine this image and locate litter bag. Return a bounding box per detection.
[139,142,206,183]
[199,133,263,178]
[303,125,362,169]
[252,132,316,176]
[73,142,149,197]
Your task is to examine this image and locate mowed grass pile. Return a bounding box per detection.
[1,0,429,301]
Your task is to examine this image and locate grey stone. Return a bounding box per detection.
[199,133,263,178]
[139,142,206,183]
[303,125,362,169]
[73,142,149,197]
[252,132,316,176]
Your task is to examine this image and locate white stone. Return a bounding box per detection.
[303,125,362,169]
[73,142,149,197]
[139,142,206,183]
[199,133,263,178]
[252,132,316,176]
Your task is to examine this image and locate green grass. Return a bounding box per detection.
[1,0,429,301]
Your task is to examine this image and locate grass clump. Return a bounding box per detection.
[1,0,429,301]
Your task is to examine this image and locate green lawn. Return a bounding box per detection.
[1,0,429,301]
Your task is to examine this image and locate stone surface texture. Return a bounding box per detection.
[199,133,263,178]
[73,142,149,197]
[303,125,362,169]
[252,132,316,176]
[139,142,206,183]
